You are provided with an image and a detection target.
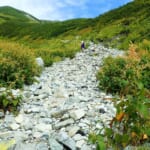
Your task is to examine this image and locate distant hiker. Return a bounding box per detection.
[81,41,85,50]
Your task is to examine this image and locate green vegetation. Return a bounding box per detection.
[34,38,81,66]
[0,90,22,113]
[92,45,150,149]
[94,0,150,49]
[0,39,41,113]
[0,0,149,50]
[0,6,39,23]
[0,39,41,88]
[97,45,150,95]
[0,2,149,148]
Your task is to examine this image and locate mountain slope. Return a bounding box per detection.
[92,0,150,49]
[0,0,149,50]
[0,6,39,23]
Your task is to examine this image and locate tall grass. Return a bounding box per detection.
[30,37,81,66]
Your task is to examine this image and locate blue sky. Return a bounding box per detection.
[0,0,133,20]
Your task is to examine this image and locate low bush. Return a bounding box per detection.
[93,45,150,149]
[0,89,22,113]
[97,45,150,96]
[89,85,150,149]
[0,40,41,88]
[35,38,80,66]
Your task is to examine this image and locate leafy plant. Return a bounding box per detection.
[106,86,150,149]
[97,45,150,96]
[0,0,150,50]
[0,40,41,88]
[89,133,106,150]
[0,89,22,113]
[94,45,150,149]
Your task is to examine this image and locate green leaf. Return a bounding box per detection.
[2,99,9,107]
[137,82,144,90]
[88,133,97,144]
[97,136,106,150]
[121,134,130,147]
[105,128,113,137]
[145,128,150,136]
[115,134,122,143]
[137,103,149,118]
[12,99,19,106]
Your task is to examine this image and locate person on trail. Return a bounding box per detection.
[81,41,85,50]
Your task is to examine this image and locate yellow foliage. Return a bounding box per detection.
[116,112,125,122]
[127,44,140,60]
[131,132,137,138]
[78,27,92,34]
[142,134,148,140]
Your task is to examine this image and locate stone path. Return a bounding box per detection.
[0,43,124,150]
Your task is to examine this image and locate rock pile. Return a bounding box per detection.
[0,43,124,150]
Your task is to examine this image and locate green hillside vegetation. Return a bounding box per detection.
[0,0,149,70]
[0,0,149,51]
[0,1,149,148]
[91,44,150,149]
[94,0,150,49]
[0,6,39,23]
[0,18,95,39]
[0,39,41,112]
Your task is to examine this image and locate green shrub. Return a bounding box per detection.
[34,38,80,66]
[94,45,150,149]
[35,49,53,66]
[0,40,41,88]
[89,86,150,149]
[140,55,150,89]
[0,89,22,113]
[97,56,128,95]
[97,45,150,96]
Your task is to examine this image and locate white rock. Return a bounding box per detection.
[10,123,20,130]
[36,57,44,67]
[15,114,24,124]
[76,140,85,149]
[68,126,80,137]
[70,109,85,120]
[57,132,76,150]
[0,110,4,118]
[55,119,74,129]
[81,144,92,150]
[96,123,103,129]
[78,122,88,128]
[54,86,68,98]
[73,134,86,141]
[35,123,52,132]
[49,138,63,150]
[33,132,42,138]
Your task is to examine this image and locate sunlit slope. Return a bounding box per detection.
[0,0,149,50]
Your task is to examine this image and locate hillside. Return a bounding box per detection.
[0,6,39,23]
[0,1,149,149]
[0,0,149,50]
[93,0,150,49]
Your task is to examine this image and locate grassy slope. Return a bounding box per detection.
[93,0,150,49]
[0,0,149,51]
[0,6,39,23]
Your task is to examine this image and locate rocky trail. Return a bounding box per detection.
[0,43,124,150]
